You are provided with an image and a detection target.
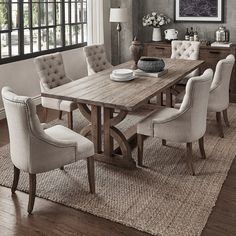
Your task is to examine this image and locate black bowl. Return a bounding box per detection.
[137,57,165,73]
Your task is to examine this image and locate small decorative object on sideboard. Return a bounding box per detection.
[137,57,165,73]
[164,29,178,41]
[129,37,144,70]
[189,27,194,41]
[215,26,230,42]
[142,12,171,42]
[194,28,199,41]
[185,28,190,41]
[184,27,199,41]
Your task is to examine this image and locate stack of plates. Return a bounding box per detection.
[110,69,134,82]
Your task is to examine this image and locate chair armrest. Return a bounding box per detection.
[41,132,77,149]
[31,126,77,149]
[152,108,189,125]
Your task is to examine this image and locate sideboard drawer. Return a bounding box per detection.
[200,49,232,72]
[200,49,230,60]
[146,45,171,58]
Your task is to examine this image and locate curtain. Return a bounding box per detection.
[87,0,104,45]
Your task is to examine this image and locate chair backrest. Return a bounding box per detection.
[2,87,45,172]
[171,40,200,60]
[84,44,112,75]
[180,69,213,139]
[208,54,235,111]
[34,52,71,91]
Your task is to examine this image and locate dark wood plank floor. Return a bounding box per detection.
[0,106,235,236]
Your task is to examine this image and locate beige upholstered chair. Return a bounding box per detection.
[2,87,95,214]
[159,40,201,105]
[34,52,77,129]
[171,40,201,81]
[208,55,235,137]
[176,55,235,138]
[137,69,213,175]
[83,44,113,75]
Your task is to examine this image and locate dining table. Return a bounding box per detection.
[41,58,204,169]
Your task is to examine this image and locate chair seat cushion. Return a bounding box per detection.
[42,97,78,112]
[45,125,94,160]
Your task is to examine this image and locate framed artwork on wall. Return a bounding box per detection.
[174,0,224,22]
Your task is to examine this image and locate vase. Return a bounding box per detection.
[129,37,144,70]
[152,27,162,42]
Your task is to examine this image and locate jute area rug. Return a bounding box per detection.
[1,104,236,236]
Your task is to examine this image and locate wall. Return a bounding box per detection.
[137,0,236,43]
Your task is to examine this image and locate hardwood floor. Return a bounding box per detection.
[0,106,235,236]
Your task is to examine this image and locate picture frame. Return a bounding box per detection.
[174,0,224,22]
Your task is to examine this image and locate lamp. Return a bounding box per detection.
[110,8,128,64]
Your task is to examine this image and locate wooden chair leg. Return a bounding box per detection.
[11,166,20,194]
[59,111,63,120]
[87,156,95,194]
[67,111,73,130]
[28,174,36,214]
[160,92,164,106]
[223,109,230,127]
[216,112,224,138]
[137,134,144,166]
[43,108,48,122]
[198,137,206,159]
[162,139,167,146]
[186,143,195,176]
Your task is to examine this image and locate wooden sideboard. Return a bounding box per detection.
[143,42,236,103]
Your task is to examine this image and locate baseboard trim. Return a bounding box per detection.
[0,95,41,120]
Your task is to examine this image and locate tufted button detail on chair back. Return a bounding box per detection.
[34,52,72,91]
[171,40,200,60]
[84,44,113,75]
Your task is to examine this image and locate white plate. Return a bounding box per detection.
[111,73,133,80]
[110,74,135,82]
[112,69,133,78]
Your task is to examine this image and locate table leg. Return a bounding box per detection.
[104,108,114,157]
[166,88,173,107]
[91,105,102,154]
[95,107,136,169]
[78,103,92,137]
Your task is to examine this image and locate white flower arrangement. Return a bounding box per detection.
[143,13,171,28]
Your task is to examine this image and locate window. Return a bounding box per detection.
[0,0,87,64]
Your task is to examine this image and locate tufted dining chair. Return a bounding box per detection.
[175,55,235,138]
[137,69,213,175]
[159,40,201,106]
[83,44,113,75]
[171,40,201,83]
[34,52,78,129]
[2,87,95,214]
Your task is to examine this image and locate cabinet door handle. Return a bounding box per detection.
[155,47,165,50]
[209,51,220,54]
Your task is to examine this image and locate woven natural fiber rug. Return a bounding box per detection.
[1,104,236,236]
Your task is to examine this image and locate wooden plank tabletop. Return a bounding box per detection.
[41,58,204,111]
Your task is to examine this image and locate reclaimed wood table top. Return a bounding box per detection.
[41,58,204,111]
